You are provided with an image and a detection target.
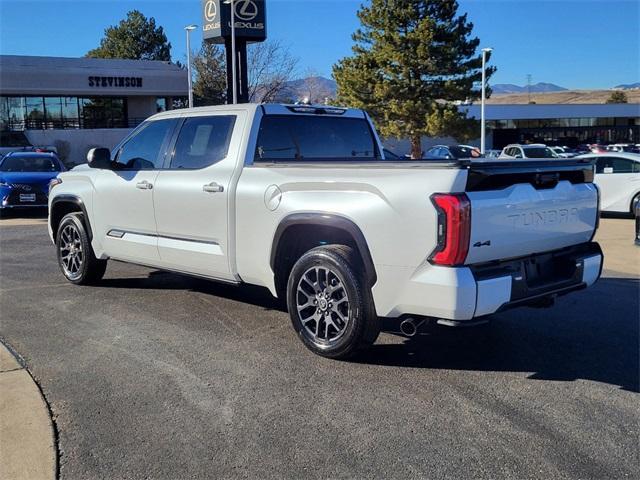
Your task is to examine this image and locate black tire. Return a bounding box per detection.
[631,193,640,215]
[287,245,380,359]
[56,213,107,285]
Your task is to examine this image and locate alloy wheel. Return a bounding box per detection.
[296,266,350,343]
[59,224,83,280]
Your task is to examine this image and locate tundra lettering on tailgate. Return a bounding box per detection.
[508,208,579,228]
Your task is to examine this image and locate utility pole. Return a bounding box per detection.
[185,25,197,108]
[526,74,532,104]
[480,48,493,155]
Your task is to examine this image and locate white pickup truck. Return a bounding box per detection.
[48,104,603,359]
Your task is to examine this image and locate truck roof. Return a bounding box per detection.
[149,103,366,121]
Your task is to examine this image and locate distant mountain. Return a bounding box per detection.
[276,76,337,103]
[614,82,640,90]
[492,82,568,94]
[279,77,578,102]
[490,83,525,94]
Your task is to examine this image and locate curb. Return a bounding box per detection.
[0,341,57,480]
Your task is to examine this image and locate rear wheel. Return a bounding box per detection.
[56,213,107,284]
[287,245,379,359]
[631,193,640,215]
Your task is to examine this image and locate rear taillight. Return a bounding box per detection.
[429,193,471,266]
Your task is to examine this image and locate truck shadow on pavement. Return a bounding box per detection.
[100,270,638,392]
[99,269,285,311]
[360,277,639,393]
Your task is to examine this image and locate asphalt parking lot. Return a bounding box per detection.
[1,213,638,479]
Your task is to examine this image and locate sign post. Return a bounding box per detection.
[201,0,267,104]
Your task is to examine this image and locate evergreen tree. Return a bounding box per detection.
[606,90,628,104]
[192,43,227,106]
[87,10,171,61]
[333,0,495,158]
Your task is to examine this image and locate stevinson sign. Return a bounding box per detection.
[202,0,267,44]
[88,76,143,88]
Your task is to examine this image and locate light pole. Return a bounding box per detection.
[480,47,493,154]
[185,24,197,108]
[223,0,237,104]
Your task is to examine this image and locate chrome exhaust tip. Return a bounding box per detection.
[399,317,426,337]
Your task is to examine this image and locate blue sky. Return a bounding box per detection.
[1,0,638,89]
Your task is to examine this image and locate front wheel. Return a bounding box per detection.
[56,213,107,285]
[287,245,380,359]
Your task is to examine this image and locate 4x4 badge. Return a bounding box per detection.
[473,240,491,247]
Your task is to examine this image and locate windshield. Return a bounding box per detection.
[0,156,61,172]
[523,147,558,158]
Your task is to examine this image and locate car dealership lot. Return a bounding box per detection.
[0,217,637,479]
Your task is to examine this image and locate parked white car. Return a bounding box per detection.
[579,153,640,213]
[500,144,559,159]
[550,146,576,158]
[605,144,638,154]
[48,104,603,359]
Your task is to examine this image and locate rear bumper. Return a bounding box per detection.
[373,242,602,321]
[472,242,602,316]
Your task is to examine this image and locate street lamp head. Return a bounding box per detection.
[185,24,197,31]
[481,47,493,53]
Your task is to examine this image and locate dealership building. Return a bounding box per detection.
[0,55,188,164]
[384,101,640,155]
[464,102,640,149]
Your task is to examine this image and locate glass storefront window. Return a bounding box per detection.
[1,96,130,130]
[25,97,45,128]
[79,97,127,129]
[156,97,167,112]
[0,97,8,130]
[44,97,63,127]
[7,97,25,128]
[109,98,125,126]
[61,97,79,128]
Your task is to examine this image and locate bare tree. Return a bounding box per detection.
[247,40,299,103]
[300,68,335,104]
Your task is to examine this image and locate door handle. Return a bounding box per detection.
[136,180,153,190]
[203,182,224,193]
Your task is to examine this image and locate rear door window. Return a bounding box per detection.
[170,116,236,169]
[255,115,379,162]
[611,157,637,173]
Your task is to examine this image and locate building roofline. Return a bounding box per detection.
[0,54,183,71]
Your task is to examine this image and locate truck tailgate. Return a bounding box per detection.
[463,159,598,265]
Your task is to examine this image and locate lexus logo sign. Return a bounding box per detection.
[204,0,217,22]
[235,0,258,21]
[201,0,266,43]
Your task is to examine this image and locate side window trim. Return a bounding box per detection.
[161,117,186,169]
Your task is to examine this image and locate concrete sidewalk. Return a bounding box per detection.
[595,217,639,277]
[0,342,56,480]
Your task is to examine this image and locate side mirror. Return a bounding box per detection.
[603,167,614,174]
[514,153,523,158]
[87,148,112,169]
